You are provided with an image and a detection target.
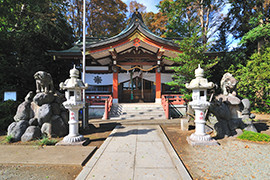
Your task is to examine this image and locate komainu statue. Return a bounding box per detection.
[208,73,257,138]
[220,73,238,96]
[34,71,54,93]
[8,71,68,142]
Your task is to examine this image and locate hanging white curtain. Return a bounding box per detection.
[142,73,156,82]
[84,72,173,85]
[161,73,173,83]
[141,73,173,83]
[85,73,113,86]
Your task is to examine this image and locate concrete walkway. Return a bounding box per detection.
[76,125,191,180]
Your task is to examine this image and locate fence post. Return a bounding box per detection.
[166,99,170,119]
[104,99,108,120]
[85,103,89,123]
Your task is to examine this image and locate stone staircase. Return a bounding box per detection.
[106,103,166,120]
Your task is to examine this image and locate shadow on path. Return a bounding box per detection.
[80,123,120,135]
[254,122,269,133]
[109,128,155,137]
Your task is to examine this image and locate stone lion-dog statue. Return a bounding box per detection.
[220,72,238,96]
[34,71,54,93]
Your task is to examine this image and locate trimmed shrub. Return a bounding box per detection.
[0,100,20,132]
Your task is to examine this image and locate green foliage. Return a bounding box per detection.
[166,29,219,93]
[0,100,20,132]
[37,136,58,146]
[238,131,270,142]
[229,47,270,113]
[5,135,13,143]
[183,94,192,101]
[159,0,199,38]
[241,24,270,44]
[0,0,74,101]
[159,0,224,43]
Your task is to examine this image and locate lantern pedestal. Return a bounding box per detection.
[186,102,218,146]
[62,104,84,143]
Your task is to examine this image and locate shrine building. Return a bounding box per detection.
[49,11,182,105]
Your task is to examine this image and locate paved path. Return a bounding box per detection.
[76,125,191,180]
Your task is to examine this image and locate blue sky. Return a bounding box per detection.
[122,0,160,13]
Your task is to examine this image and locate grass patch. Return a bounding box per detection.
[5,135,13,143]
[37,136,58,146]
[238,131,270,142]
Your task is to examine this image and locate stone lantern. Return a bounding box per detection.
[185,65,218,145]
[59,65,88,143]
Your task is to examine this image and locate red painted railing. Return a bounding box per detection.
[85,95,111,105]
[104,95,113,120]
[161,96,170,119]
[85,94,113,120]
[161,94,186,119]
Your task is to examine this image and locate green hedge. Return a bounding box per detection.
[0,100,20,132]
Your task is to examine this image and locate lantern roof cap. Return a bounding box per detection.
[186,65,215,90]
[59,66,88,90]
[70,65,79,78]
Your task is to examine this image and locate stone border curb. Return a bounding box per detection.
[159,126,193,180]
[75,125,122,180]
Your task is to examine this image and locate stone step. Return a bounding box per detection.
[111,107,163,111]
[107,103,166,120]
[110,111,165,116]
[109,115,166,120]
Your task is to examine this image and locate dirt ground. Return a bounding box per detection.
[0,123,117,180]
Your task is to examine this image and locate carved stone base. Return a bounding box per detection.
[63,134,84,143]
[56,137,90,146]
[187,133,219,146]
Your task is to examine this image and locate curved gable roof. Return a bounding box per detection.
[86,11,179,50]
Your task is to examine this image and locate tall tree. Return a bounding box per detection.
[67,0,128,38]
[129,0,146,13]
[166,29,219,93]
[159,0,225,44]
[223,0,270,53]
[143,11,168,37]
[128,1,168,37]
[226,0,270,112]
[229,47,270,113]
[0,0,74,101]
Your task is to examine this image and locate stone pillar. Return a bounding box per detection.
[113,71,118,103]
[68,109,80,137]
[155,68,161,103]
[63,106,84,143]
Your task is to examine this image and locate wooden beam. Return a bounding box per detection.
[157,47,165,60]
[109,47,117,60]
[118,62,157,65]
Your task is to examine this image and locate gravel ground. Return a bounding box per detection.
[162,117,270,180]
[0,164,82,180]
[188,138,270,179]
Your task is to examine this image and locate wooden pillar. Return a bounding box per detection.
[155,68,161,103]
[113,71,118,103]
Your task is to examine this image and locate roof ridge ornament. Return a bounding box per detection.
[131,9,144,23]
[135,8,138,14]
